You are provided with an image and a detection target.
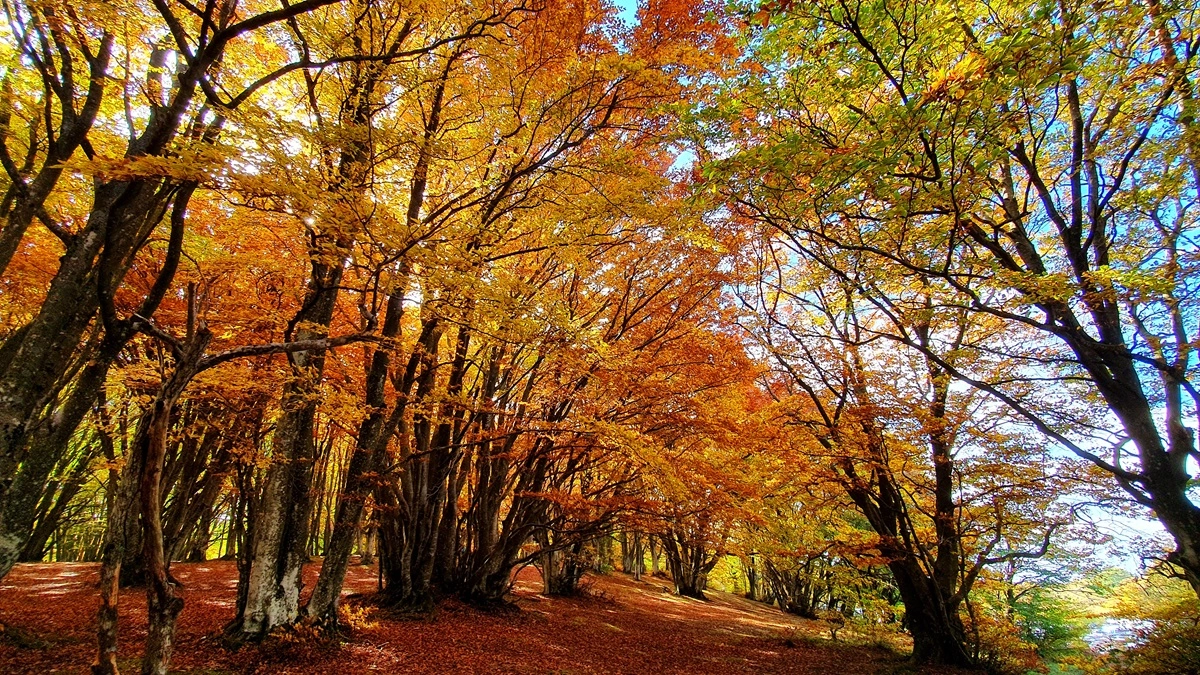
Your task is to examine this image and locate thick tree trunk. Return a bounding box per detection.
[236,257,344,637]
[541,540,588,596]
[0,358,111,577]
[432,455,464,591]
[892,562,972,667]
[237,409,318,635]
[18,442,93,562]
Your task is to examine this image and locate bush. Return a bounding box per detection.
[965,609,1046,675]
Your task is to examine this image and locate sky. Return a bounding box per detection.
[613,0,639,26]
[602,0,1176,582]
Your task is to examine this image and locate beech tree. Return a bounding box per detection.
[724,234,1076,665]
[704,0,1200,601]
[0,0,369,582]
[7,0,1191,671]
[224,0,532,638]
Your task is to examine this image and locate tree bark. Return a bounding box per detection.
[92,326,211,675]
[304,288,405,623]
[659,531,717,600]
[140,332,211,675]
[236,253,345,637]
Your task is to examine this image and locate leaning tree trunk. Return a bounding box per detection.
[19,443,93,562]
[92,326,211,675]
[236,18,390,631]
[304,57,448,617]
[0,46,214,584]
[0,356,115,578]
[140,331,211,675]
[304,288,405,623]
[660,531,717,600]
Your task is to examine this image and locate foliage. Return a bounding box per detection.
[1012,585,1093,662]
[1107,608,1200,675]
[698,0,1200,599]
[963,605,1046,675]
[0,0,1195,670]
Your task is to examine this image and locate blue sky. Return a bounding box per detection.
[613,0,638,25]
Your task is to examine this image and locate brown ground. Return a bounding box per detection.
[0,561,963,674]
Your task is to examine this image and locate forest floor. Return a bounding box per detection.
[0,560,971,674]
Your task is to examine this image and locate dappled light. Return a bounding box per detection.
[0,0,1197,672]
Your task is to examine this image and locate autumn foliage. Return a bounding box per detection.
[0,0,1196,672]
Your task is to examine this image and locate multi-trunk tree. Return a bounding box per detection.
[0,0,374,584]
[6,0,1187,671]
[702,0,1200,612]
[727,237,1075,665]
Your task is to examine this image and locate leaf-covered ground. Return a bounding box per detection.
[0,561,965,673]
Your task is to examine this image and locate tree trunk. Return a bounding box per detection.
[305,288,404,623]
[541,540,588,596]
[92,540,123,675]
[303,54,445,605]
[380,317,445,610]
[91,428,145,675]
[660,532,717,600]
[92,326,210,675]
[0,357,112,577]
[19,447,93,562]
[631,532,644,580]
[360,525,376,566]
[236,257,344,637]
[894,564,972,666]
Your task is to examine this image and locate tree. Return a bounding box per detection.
[0,0,367,583]
[634,375,771,600]
[704,0,1200,598]
[93,282,372,673]
[725,235,1071,665]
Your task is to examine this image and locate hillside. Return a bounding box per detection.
[0,561,959,674]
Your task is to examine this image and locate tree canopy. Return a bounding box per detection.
[0,0,1197,672]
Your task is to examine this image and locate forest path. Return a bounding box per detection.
[0,561,957,674]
